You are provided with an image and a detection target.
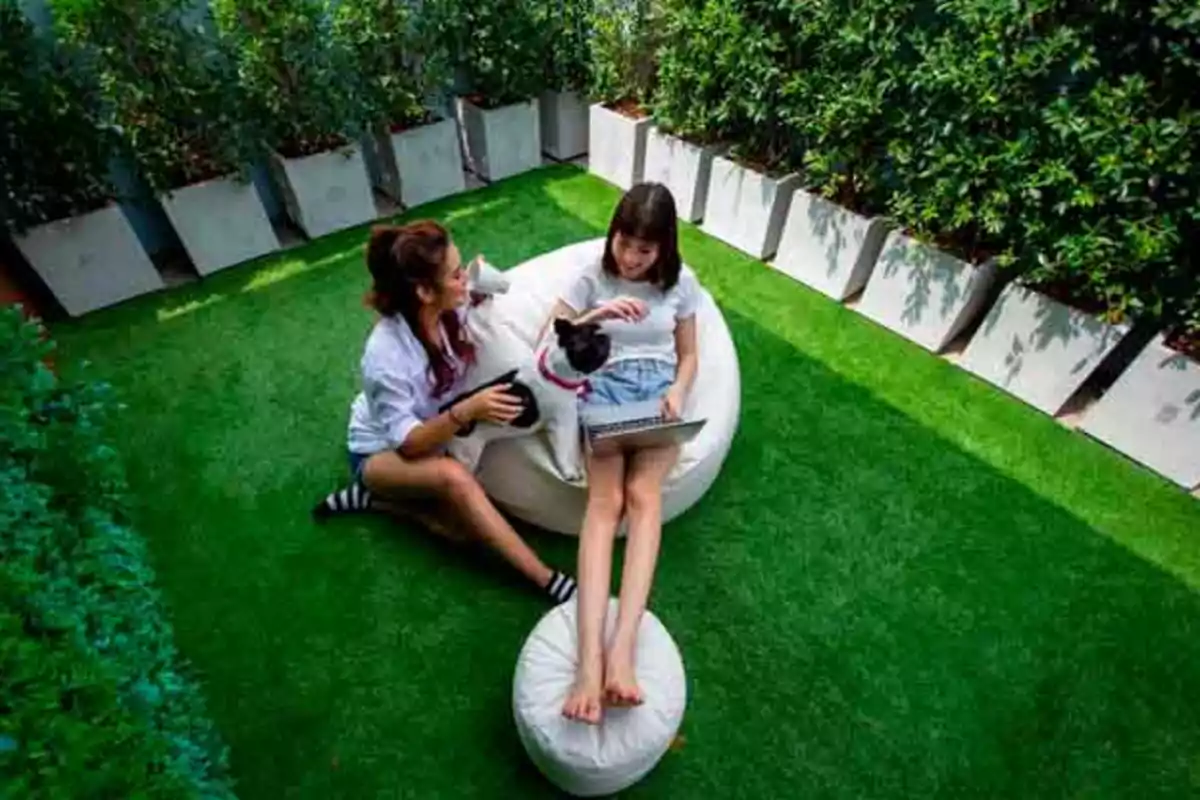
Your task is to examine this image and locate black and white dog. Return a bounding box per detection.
[441,317,610,481]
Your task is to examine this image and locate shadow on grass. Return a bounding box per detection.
[50,166,1200,800]
[647,303,1200,799]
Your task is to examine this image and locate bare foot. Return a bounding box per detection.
[562,657,603,725]
[603,643,643,707]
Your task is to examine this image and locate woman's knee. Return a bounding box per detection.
[586,481,625,522]
[624,476,662,518]
[432,458,481,502]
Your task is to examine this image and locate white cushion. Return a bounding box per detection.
[512,598,686,797]
[466,238,741,534]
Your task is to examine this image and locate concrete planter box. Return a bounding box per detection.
[771,189,889,301]
[701,155,800,259]
[540,90,588,161]
[643,128,714,223]
[373,118,466,208]
[855,230,998,352]
[160,174,280,275]
[457,97,541,182]
[269,142,377,239]
[960,284,1131,415]
[14,204,163,317]
[1080,335,1200,489]
[588,103,651,189]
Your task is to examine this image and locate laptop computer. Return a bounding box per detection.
[580,400,706,455]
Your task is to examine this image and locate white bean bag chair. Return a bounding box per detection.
[466,238,741,535]
[513,598,686,797]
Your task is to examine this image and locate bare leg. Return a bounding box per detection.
[562,450,626,725]
[605,444,679,707]
[371,497,467,543]
[363,452,552,588]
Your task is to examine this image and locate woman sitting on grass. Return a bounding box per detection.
[313,220,577,606]
[547,183,700,724]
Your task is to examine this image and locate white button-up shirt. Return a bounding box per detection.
[347,312,466,455]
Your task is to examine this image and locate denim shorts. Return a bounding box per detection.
[583,358,675,407]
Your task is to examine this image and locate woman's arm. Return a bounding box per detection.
[365,368,456,459]
[662,315,698,419]
[398,405,469,459]
[365,364,476,459]
[400,389,523,459]
[538,296,649,345]
[673,315,699,394]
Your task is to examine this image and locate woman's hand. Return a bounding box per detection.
[660,383,687,421]
[458,384,524,425]
[582,296,648,324]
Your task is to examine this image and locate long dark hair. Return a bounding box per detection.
[601,182,682,291]
[365,221,475,396]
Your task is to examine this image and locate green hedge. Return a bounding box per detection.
[0,1,118,233]
[333,0,447,130]
[50,0,264,193]
[424,0,551,107]
[653,0,1200,338]
[0,307,236,799]
[210,0,371,158]
[589,0,663,106]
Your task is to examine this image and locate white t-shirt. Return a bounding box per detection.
[347,311,467,455]
[560,258,700,365]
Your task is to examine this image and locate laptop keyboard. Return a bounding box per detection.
[588,414,668,437]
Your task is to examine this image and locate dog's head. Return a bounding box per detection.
[554,318,611,374]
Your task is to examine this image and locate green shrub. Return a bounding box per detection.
[879,0,1090,265]
[653,0,785,157]
[652,0,1200,337]
[589,0,664,107]
[212,0,371,157]
[0,306,236,799]
[50,0,264,192]
[424,0,548,108]
[333,0,449,129]
[542,0,593,95]
[0,1,118,232]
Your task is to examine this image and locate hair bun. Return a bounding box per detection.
[368,224,402,250]
[366,224,404,270]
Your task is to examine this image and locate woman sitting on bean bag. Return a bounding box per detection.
[545,184,701,724]
[312,220,578,606]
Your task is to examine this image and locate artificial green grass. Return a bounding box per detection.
[55,166,1200,798]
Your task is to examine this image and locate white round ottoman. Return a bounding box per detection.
[468,238,741,534]
[513,598,686,796]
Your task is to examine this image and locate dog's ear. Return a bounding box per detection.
[553,317,574,339]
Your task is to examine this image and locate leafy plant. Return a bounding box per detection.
[333,0,449,130]
[424,0,549,108]
[51,0,264,192]
[650,0,1200,337]
[653,0,791,164]
[0,0,118,232]
[212,0,371,157]
[590,0,664,107]
[541,0,593,95]
[0,307,236,798]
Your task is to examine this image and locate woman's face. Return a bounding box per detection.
[612,232,659,281]
[424,241,468,310]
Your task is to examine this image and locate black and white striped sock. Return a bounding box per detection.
[312,482,374,520]
[545,571,577,605]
